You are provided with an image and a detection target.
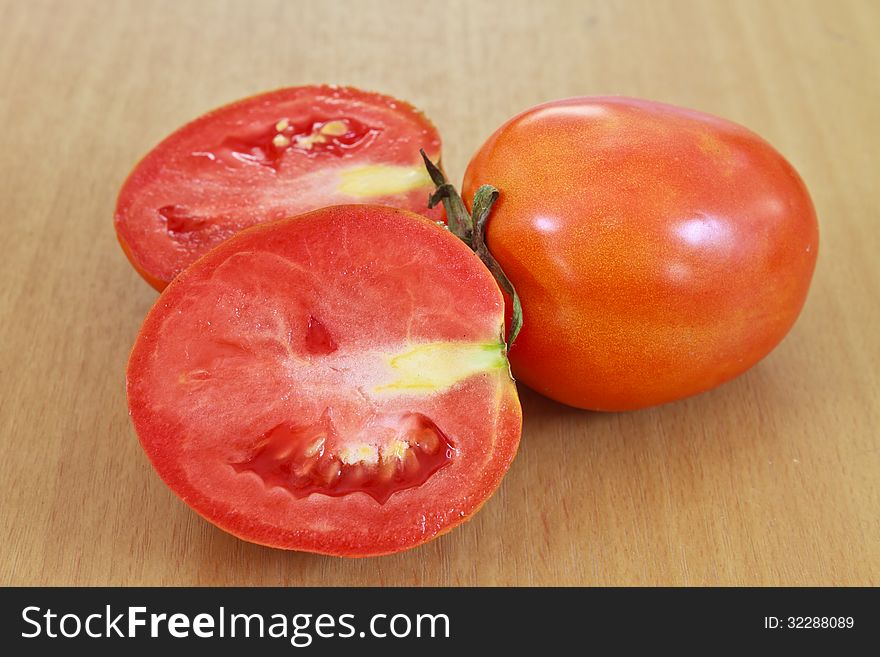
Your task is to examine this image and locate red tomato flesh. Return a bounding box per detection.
[126,205,521,556]
[115,86,443,290]
[464,96,819,411]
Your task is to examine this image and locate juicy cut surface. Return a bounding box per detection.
[127,206,522,555]
[115,86,444,287]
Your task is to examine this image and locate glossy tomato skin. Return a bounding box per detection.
[115,86,444,291]
[463,96,818,411]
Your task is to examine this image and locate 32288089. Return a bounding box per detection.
[764,617,854,629]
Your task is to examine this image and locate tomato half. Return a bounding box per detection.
[126,205,521,556]
[115,86,443,290]
[463,96,818,411]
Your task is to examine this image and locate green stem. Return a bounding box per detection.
[421,150,473,244]
[420,150,523,350]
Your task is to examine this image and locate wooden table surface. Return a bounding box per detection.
[2,0,878,586]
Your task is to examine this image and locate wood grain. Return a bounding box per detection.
[1,0,877,586]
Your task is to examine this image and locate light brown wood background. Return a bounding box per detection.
[1,0,878,586]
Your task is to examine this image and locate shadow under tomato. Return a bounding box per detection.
[516,383,599,422]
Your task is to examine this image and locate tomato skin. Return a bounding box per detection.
[463,97,819,411]
[116,229,167,291]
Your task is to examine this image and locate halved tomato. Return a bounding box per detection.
[115,86,443,290]
[126,205,521,556]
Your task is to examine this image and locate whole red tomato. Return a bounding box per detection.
[463,96,818,411]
